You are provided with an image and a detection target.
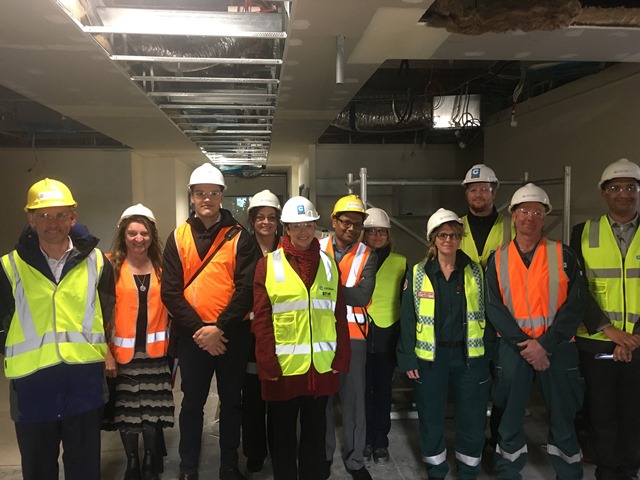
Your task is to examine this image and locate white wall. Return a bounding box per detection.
[485,63,640,239]
[0,149,132,253]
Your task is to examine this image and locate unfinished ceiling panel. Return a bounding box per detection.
[55,0,290,167]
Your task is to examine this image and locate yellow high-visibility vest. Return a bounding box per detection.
[460,214,512,268]
[367,253,406,328]
[413,260,485,361]
[1,250,107,379]
[265,249,340,376]
[578,216,640,341]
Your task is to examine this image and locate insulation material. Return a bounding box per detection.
[423,0,581,35]
[331,97,432,132]
[577,7,640,27]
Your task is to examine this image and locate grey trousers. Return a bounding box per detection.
[326,339,367,471]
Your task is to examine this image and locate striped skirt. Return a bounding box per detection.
[112,351,175,432]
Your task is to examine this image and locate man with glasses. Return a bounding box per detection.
[161,163,260,480]
[320,194,377,480]
[0,178,114,480]
[570,158,640,480]
[485,183,585,480]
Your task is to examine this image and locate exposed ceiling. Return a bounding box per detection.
[1,0,640,169]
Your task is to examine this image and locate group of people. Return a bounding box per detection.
[0,158,637,480]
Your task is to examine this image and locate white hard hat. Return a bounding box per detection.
[363,208,391,229]
[188,163,226,190]
[508,183,552,213]
[598,158,640,189]
[248,189,281,212]
[119,203,156,225]
[281,196,320,223]
[426,208,463,239]
[462,164,499,186]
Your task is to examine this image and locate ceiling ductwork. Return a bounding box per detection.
[55,0,290,167]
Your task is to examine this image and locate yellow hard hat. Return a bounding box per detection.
[331,194,367,218]
[24,178,78,211]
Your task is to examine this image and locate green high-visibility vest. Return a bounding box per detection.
[578,215,640,341]
[1,249,107,379]
[265,249,339,376]
[412,260,485,361]
[367,253,406,328]
[460,214,512,269]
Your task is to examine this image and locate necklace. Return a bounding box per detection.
[134,274,149,292]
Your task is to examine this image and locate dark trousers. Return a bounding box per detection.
[242,371,272,461]
[178,327,250,474]
[365,350,396,449]
[15,406,103,480]
[579,350,640,480]
[493,341,583,480]
[414,347,489,480]
[269,396,329,480]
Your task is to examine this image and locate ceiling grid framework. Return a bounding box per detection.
[58,0,291,167]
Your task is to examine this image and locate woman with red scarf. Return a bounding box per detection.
[252,196,351,480]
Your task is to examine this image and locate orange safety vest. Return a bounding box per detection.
[111,260,169,363]
[320,236,372,339]
[174,223,239,323]
[495,238,568,338]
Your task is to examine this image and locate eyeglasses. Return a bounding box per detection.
[515,207,546,218]
[466,186,493,195]
[34,211,72,221]
[604,184,640,194]
[435,232,462,241]
[335,217,364,230]
[288,222,315,231]
[192,190,222,199]
[366,228,389,237]
[255,215,277,223]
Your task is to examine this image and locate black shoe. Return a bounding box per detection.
[373,447,390,465]
[346,466,372,480]
[142,450,159,480]
[124,452,141,480]
[178,474,198,480]
[363,444,372,462]
[246,457,265,473]
[323,460,332,480]
[219,466,247,480]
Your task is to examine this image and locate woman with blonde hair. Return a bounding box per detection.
[397,208,490,480]
[106,204,174,480]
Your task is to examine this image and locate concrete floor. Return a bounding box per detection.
[0,370,596,479]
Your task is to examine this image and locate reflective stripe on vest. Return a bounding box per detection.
[367,253,406,328]
[412,260,485,361]
[577,216,640,340]
[174,223,239,323]
[461,214,512,269]
[495,239,568,338]
[1,249,107,379]
[111,260,169,363]
[319,236,371,339]
[265,249,339,376]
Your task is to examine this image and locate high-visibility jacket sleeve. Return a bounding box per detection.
[535,245,587,354]
[252,256,282,380]
[485,252,531,349]
[0,265,13,355]
[570,222,612,335]
[342,250,378,307]
[397,270,419,372]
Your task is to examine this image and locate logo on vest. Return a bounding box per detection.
[417,290,435,299]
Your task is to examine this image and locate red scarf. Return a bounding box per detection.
[282,235,320,288]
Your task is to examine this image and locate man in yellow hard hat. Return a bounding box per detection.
[571,158,640,480]
[0,178,115,480]
[161,164,261,480]
[320,194,377,480]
